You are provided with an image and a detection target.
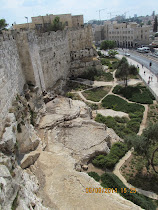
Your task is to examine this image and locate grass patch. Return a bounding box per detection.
[113,84,155,104]
[101,172,156,210]
[92,142,128,169]
[82,86,111,102]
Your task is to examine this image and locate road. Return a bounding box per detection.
[118,49,158,75]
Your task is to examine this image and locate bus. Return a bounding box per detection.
[137,47,150,53]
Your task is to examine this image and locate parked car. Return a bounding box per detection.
[125,53,130,56]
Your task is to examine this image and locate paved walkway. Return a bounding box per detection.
[116,54,158,101]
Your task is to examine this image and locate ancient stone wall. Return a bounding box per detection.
[0,25,97,134]
[0,34,26,134]
[27,30,71,90]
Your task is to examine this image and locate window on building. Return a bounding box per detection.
[65,21,68,26]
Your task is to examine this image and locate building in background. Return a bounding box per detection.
[13,14,84,30]
[93,21,153,47]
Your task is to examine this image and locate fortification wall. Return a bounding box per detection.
[0,25,97,134]
[28,30,71,90]
[0,35,26,134]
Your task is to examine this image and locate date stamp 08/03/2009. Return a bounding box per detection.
[86,188,136,194]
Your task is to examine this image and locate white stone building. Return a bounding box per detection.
[93,21,153,47]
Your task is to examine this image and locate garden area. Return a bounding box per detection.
[99,95,144,137]
[82,86,112,102]
[120,151,158,195]
[88,141,157,209]
[113,84,155,104]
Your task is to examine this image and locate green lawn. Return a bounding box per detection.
[82,86,111,102]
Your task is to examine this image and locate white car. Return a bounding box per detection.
[125,53,130,56]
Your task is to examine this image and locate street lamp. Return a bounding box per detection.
[25,17,29,29]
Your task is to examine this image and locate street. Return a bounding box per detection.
[118,49,158,75]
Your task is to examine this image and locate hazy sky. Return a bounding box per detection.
[1,0,158,26]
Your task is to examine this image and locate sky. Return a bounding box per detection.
[1,0,158,26]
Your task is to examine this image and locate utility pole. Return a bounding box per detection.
[96,9,106,21]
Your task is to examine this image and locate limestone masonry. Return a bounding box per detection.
[0,25,98,135]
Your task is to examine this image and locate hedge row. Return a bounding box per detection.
[101,172,156,210]
[92,142,128,169]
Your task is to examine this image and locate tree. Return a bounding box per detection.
[47,17,65,32]
[115,57,129,86]
[100,40,116,50]
[125,123,158,174]
[0,19,8,32]
[153,16,158,32]
[108,49,118,58]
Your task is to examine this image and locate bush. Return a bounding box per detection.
[97,51,102,56]
[79,67,113,82]
[95,113,138,138]
[101,173,156,210]
[88,172,100,182]
[92,154,107,168]
[114,116,129,123]
[92,143,128,169]
[100,58,110,66]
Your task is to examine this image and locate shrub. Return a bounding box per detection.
[97,51,102,56]
[92,143,128,169]
[112,85,154,104]
[100,58,110,66]
[79,67,113,82]
[101,173,156,210]
[88,172,100,182]
[92,154,107,168]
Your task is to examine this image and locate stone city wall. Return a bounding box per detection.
[0,25,97,134]
[0,34,26,134]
